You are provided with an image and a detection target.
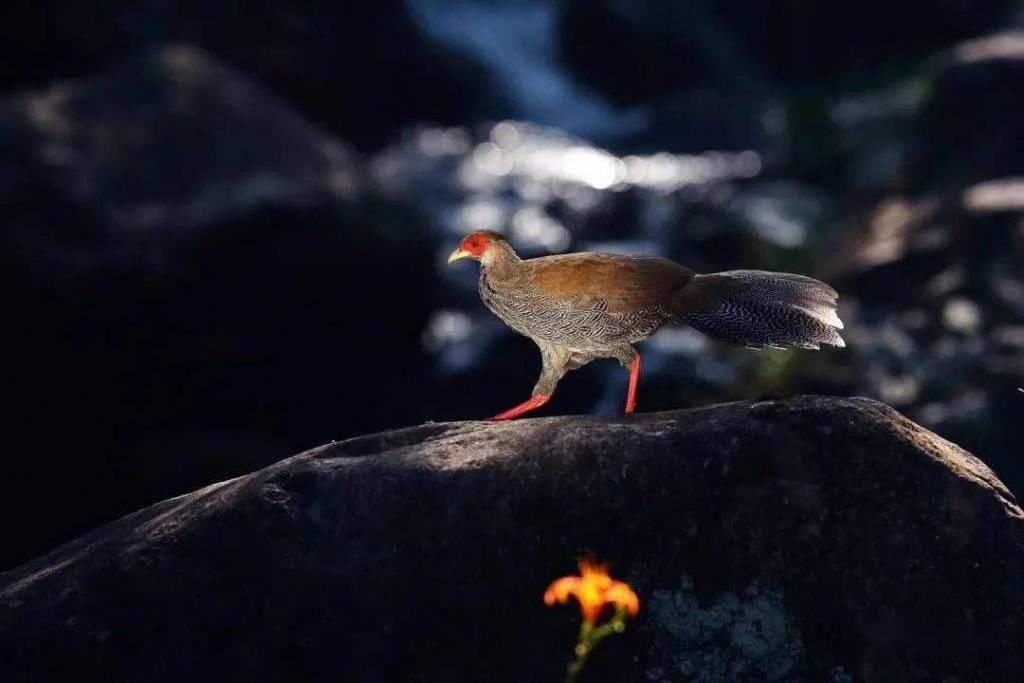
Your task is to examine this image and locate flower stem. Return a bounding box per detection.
[564,608,628,683]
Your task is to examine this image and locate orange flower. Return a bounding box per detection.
[544,559,640,625]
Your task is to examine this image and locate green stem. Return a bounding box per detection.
[564,608,628,683]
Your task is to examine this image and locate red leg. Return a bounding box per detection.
[625,355,641,414]
[490,394,550,421]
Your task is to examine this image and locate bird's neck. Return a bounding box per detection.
[480,242,522,282]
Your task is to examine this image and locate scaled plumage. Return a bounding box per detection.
[448,231,844,419]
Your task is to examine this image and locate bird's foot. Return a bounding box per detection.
[490,395,550,421]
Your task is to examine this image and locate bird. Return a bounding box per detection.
[447,230,844,420]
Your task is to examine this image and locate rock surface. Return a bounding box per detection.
[2,396,1022,683]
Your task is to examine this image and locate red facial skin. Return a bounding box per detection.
[460,233,492,258]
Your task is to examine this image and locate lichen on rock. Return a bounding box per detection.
[647,575,803,683]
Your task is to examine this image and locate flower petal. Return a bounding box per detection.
[544,576,580,606]
[545,559,641,625]
[605,582,640,618]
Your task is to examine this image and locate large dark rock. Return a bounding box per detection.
[557,0,1016,105]
[0,0,489,149]
[0,44,364,247]
[0,46,442,569]
[905,31,1024,194]
[2,397,1022,682]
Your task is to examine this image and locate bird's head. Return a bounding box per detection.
[447,230,509,267]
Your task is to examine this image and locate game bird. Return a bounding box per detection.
[448,231,844,420]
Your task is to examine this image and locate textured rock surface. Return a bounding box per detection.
[2,396,1022,682]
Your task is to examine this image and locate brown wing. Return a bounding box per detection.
[526,252,695,314]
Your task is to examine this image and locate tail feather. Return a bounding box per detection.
[673,270,845,350]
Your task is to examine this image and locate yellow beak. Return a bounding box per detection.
[447,248,470,264]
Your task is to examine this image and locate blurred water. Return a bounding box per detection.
[374,120,763,245]
[409,0,647,139]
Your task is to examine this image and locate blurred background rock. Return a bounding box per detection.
[1,0,1022,569]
